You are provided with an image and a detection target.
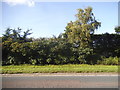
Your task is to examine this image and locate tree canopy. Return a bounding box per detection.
[64,7,101,48]
[2,28,32,43]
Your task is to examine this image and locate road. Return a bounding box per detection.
[2,74,118,88]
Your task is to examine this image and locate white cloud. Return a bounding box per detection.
[3,0,35,7]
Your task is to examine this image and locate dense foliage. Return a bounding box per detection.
[1,7,120,65]
[2,29,120,65]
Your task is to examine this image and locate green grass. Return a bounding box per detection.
[1,64,118,74]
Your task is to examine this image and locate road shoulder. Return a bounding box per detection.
[2,73,118,77]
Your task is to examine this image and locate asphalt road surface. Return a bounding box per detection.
[2,74,118,88]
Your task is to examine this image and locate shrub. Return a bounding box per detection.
[97,56,119,65]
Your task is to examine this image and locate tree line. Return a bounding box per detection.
[1,7,120,65]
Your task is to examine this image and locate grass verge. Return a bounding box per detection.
[1,64,118,74]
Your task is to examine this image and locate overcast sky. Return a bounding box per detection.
[1,0,118,38]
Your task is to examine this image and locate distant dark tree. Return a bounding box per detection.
[115,26,120,34]
[2,27,32,43]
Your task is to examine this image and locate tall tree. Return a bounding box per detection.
[64,7,101,48]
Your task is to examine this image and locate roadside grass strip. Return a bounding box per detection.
[1,64,118,74]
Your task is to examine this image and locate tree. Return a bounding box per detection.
[63,7,101,64]
[115,26,120,34]
[2,28,32,65]
[64,7,101,48]
[2,28,12,41]
[2,28,32,43]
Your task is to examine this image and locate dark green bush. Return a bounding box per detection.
[2,28,120,65]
